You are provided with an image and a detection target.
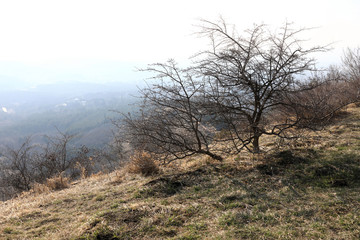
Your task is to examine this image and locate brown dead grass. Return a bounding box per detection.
[46,174,70,191]
[127,150,159,176]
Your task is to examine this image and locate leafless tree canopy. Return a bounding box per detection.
[1,137,35,191]
[194,20,329,153]
[286,48,360,130]
[342,47,360,100]
[120,20,359,162]
[37,131,77,179]
[343,47,360,81]
[122,60,222,162]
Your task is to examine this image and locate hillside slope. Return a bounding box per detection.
[0,106,360,239]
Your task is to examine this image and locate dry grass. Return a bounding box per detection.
[16,174,71,197]
[46,174,70,191]
[127,150,159,176]
[0,105,360,239]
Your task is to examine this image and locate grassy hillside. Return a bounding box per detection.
[0,106,360,239]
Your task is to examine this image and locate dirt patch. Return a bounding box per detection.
[20,211,51,221]
[101,208,148,227]
[144,168,209,197]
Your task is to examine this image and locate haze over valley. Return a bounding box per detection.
[0,80,140,148]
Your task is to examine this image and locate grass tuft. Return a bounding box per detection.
[127,150,159,176]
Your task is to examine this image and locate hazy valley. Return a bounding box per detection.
[0,81,140,148]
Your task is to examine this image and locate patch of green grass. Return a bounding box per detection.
[133,188,154,199]
[2,227,14,234]
[336,145,349,151]
[160,199,170,205]
[166,216,184,227]
[77,226,121,240]
[186,222,207,231]
[338,213,360,231]
[52,199,63,205]
[183,206,200,217]
[94,195,106,202]
[219,212,251,227]
[287,151,360,188]
[110,203,119,209]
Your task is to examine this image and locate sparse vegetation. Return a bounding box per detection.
[1,20,360,240]
[0,129,122,200]
[0,104,360,239]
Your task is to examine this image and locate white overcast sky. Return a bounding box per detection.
[0,0,359,84]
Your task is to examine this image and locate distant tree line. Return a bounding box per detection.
[118,19,360,163]
[0,129,124,200]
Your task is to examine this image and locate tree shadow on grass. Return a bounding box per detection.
[257,149,360,188]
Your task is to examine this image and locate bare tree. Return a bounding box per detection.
[0,129,117,199]
[36,130,77,179]
[287,48,360,130]
[120,20,358,163]
[283,67,356,129]
[99,129,128,169]
[194,20,328,152]
[343,47,360,81]
[121,60,223,163]
[342,47,360,101]
[1,137,36,191]
[0,132,77,196]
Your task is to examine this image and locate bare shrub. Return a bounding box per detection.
[30,174,69,195]
[75,162,88,179]
[45,173,70,191]
[284,68,357,129]
[0,131,110,199]
[343,47,360,81]
[31,182,50,194]
[342,47,360,103]
[127,150,159,176]
[37,130,77,179]
[1,137,37,192]
[283,48,360,129]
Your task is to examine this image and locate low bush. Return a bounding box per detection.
[45,173,70,191]
[127,150,159,176]
[30,173,70,195]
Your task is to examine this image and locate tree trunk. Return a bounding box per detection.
[208,153,223,161]
[252,135,260,153]
[199,150,223,161]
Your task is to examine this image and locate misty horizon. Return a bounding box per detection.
[0,60,149,90]
[0,1,359,89]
